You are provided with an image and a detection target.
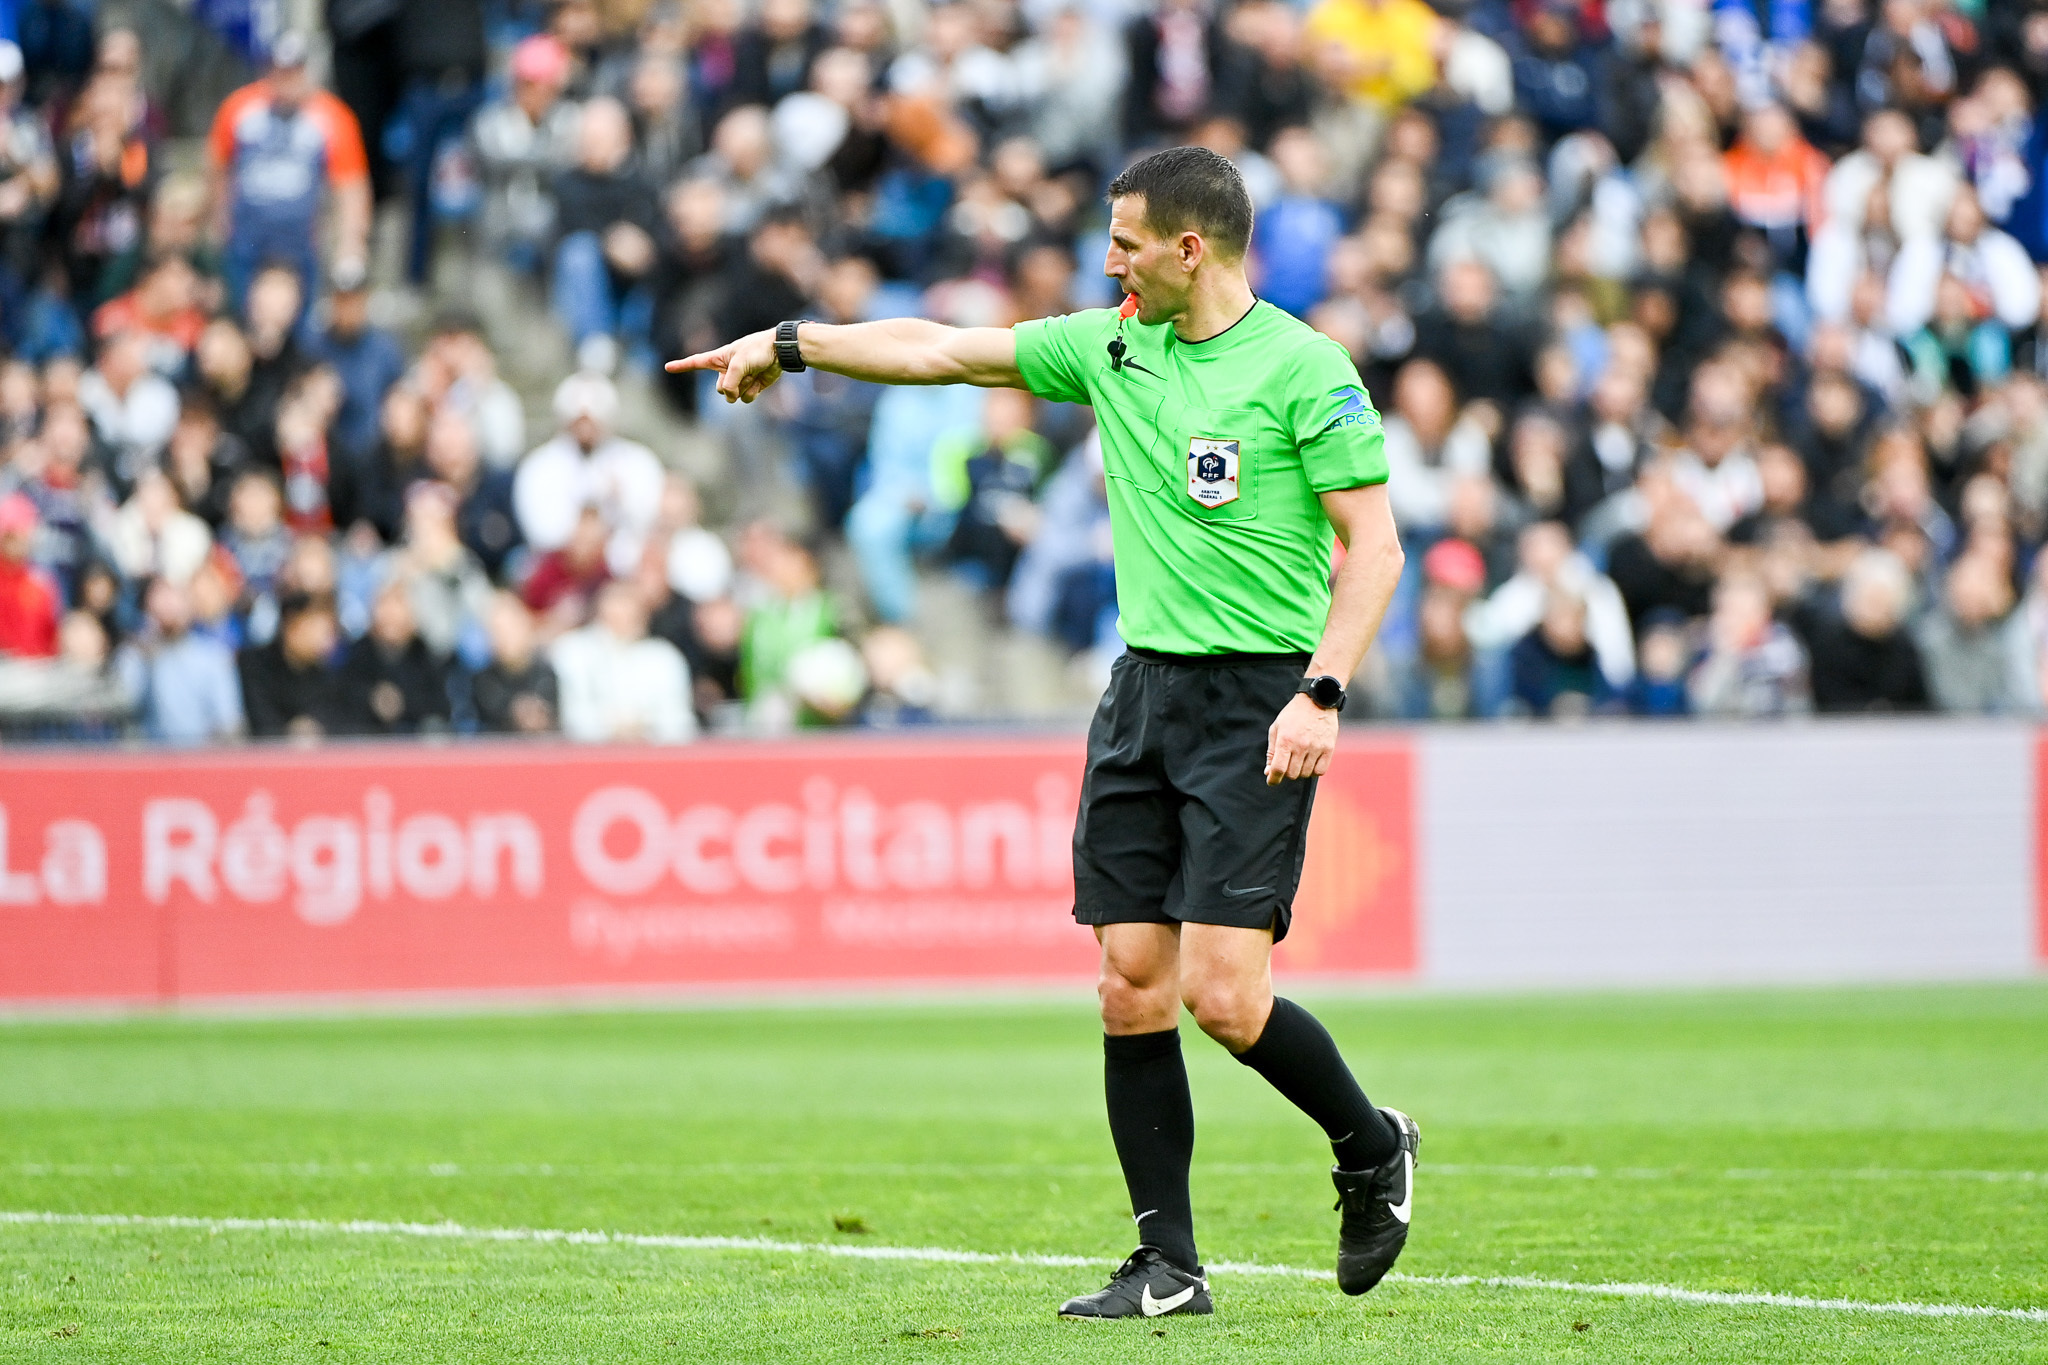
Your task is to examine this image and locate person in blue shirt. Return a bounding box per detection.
[1253,126,1345,318]
[312,257,404,467]
[116,576,246,744]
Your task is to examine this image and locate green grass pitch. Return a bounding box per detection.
[1,982,2045,1361]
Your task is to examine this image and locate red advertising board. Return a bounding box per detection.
[0,735,1414,1004]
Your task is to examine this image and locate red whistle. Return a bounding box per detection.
[1119,293,1139,319]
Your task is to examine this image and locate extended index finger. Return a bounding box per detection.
[663,349,728,374]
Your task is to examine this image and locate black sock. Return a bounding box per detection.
[1234,997,1398,1172]
[1103,1028,1199,1273]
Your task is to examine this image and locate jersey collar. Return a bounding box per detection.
[1171,298,1262,357]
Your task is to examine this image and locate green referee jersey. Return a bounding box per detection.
[1013,298,1388,656]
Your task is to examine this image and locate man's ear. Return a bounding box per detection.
[1180,231,1204,273]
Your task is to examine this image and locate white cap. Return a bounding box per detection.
[0,42,23,85]
[553,371,619,427]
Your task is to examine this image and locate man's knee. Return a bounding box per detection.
[1182,976,1271,1052]
[1098,963,1175,1032]
[1096,926,1179,1033]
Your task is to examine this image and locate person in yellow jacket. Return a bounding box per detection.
[1304,0,1442,112]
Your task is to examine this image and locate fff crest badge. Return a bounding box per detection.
[1187,437,1240,508]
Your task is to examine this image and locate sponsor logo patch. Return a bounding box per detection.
[1322,386,1381,434]
[1187,437,1240,507]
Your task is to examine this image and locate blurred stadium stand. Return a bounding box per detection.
[6,0,2048,740]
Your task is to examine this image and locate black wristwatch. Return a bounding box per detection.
[1298,675,1348,712]
[774,319,809,372]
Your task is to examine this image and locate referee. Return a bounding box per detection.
[668,146,1413,1321]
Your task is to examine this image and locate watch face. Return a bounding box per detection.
[1310,676,1344,709]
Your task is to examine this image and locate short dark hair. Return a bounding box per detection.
[1107,146,1254,260]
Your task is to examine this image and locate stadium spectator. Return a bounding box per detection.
[1389,537,1484,720]
[0,41,55,292]
[1722,102,1831,273]
[116,576,245,744]
[1380,359,1491,536]
[1607,474,1725,635]
[847,382,986,624]
[1888,186,2041,340]
[1412,257,1537,409]
[107,467,212,588]
[337,385,429,544]
[1509,585,1619,718]
[78,327,178,490]
[417,311,526,469]
[91,254,208,375]
[237,589,349,738]
[391,0,488,286]
[514,371,664,578]
[1254,127,1342,319]
[549,97,661,368]
[340,578,451,735]
[654,475,734,607]
[220,470,294,642]
[1824,107,1958,245]
[388,481,494,663]
[471,35,583,269]
[522,504,613,634]
[855,624,939,727]
[471,591,560,735]
[550,579,695,742]
[0,607,130,736]
[0,494,58,659]
[739,523,839,727]
[1467,520,1636,709]
[165,390,254,535]
[1914,550,2026,714]
[1689,571,1813,716]
[421,407,522,583]
[205,34,371,308]
[49,73,156,310]
[313,258,405,468]
[1303,0,1438,114]
[935,387,1053,595]
[14,402,95,603]
[1427,156,1552,298]
[1804,549,1932,714]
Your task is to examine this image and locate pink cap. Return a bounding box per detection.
[0,492,38,537]
[509,34,571,87]
[1423,537,1486,595]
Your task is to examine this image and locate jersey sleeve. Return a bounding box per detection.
[1013,310,1109,406]
[311,93,371,185]
[1287,338,1389,492]
[206,86,254,168]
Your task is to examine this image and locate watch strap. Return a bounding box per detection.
[774,319,809,372]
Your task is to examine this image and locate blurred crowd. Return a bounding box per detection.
[5,0,2048,743]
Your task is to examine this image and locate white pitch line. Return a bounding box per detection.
[7,1160,2045,1183]
[2,1210,2044,1324]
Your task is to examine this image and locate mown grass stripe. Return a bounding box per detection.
[5,1210,2043,1323]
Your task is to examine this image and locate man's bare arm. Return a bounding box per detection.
[665,320,1023,403]
[1265,482,1404,784]
[1307,482,1404,682]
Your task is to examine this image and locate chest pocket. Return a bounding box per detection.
[1173,405,1261,523]
[1096,370,1170,493]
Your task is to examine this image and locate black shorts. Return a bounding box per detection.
[1072,647,1318,943]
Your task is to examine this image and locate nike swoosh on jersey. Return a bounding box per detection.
[1387,1150,1413,1225]
[1220,884,1272,898]
[1142,1282,1198,1316]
